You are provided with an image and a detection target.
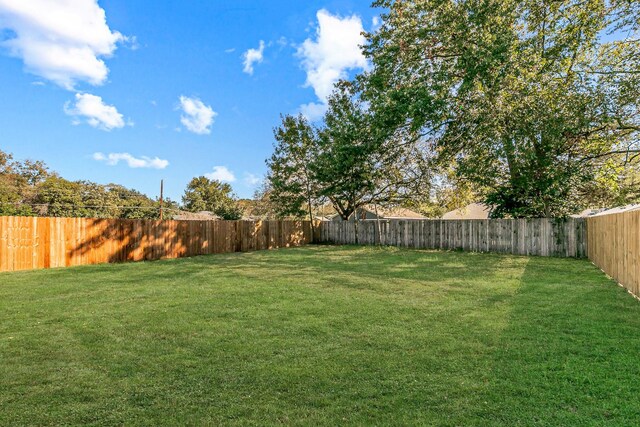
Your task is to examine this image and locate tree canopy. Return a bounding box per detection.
[315,81,431,219]
[266,82,431,221]
[0,149,175,219]
[182,176,242,220]
[266,114,320,220]
[362,0,640,217]
[266,1,640,220]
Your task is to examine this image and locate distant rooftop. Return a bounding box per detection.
[173,211,220,221]
[587,205,640,217]
[442,203,491,220]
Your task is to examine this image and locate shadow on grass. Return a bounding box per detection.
[3,245,640,425]
[476,257,640,426]
[44,245,591,302]
[170,245,539,287]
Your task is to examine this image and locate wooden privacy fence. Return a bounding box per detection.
[587,210,640,298]
[0,217,313,272]
[319,218,587,258]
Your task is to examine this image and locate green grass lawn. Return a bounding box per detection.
[2,246,640,426]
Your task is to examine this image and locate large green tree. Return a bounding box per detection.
[182,176,242,220]
[363,0,640,217]
[266,82,431,223]
[314,81,431,220]
[266,114,320,221]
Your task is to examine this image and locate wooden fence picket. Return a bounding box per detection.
[0,217,313,273]
[319,218,588,258]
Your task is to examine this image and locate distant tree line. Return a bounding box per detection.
[0,149,249,220]
[266,0,640,219]
[0,149,180,219]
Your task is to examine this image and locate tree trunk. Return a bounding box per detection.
[374,204,383,246]
[354,209,359,245]
[306,194,315,237]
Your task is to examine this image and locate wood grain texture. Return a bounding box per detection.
[319,218,587,258]
[587,211,640,298]
[0,217,313,272]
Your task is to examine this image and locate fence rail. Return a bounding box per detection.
[587,211,640,298]
[319,218,587,258]
[0,217,313,272]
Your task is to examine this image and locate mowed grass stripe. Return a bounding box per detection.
[1,246,639,426]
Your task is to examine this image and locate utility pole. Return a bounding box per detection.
[159,179,164,220]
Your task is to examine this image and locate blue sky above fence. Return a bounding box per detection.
[0,0,380,201]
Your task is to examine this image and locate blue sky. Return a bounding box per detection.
[0,0,380,201]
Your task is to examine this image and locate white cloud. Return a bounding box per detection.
[244,173,261,187]
[300,101,328,122]
[0,0,125,89]
[276,37,288,48]
[297,9,368,119]
[372,16,381,27]
[93,152,169,169]
[64,93,126,131]
[125,35,139,51]
[205,166,236,183]
[242,40,265,75]
[178,95,216,135]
